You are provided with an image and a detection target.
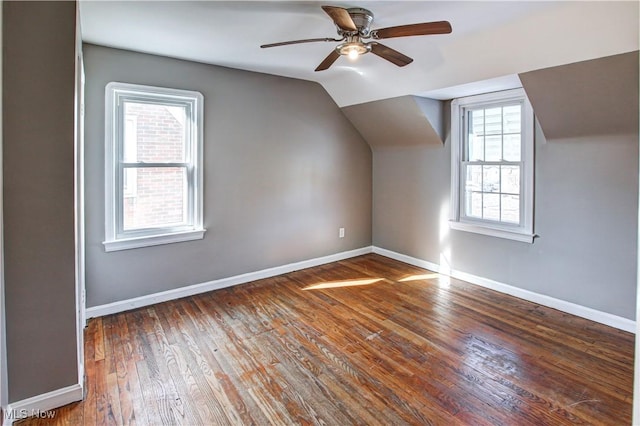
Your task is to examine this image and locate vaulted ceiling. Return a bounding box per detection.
[79,1,639,107]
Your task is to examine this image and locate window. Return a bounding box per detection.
[450,88,535,243]
[104,82,205,251]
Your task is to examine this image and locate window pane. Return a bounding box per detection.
[501,194,520,223]
[503,134,521,161]
[485,135,502,161]
[470,109,485,135]
[482,165,500,192]
[123,102,187,163]
[123,116,137,162]
[501,166,520,194]
[484,107,502,135]
[483,193,500,220]
[503,105,521,134]
[465,191,482,218]
[467,110,484,161]
[466,165,482,192]
[468,135,484,161]
[123,167,187,230]
[123,168,137,198]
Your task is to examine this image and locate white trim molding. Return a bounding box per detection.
[103,229,206,252]
[448,221,535,244]
[372,247,635,333]
[87,246,373,318]
[2,384,83,425]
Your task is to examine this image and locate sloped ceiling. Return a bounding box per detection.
[79,1,639,107]
[342,96,443,149]
[520,51,639,140]
[344,50,640,150]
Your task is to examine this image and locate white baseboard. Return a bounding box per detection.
[87,246,374,318]
[372,247,636,333]
[2,383,83,425]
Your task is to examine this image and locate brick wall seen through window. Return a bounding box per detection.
[123,103,187,230]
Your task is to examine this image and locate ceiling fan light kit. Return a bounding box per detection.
[337,36,371,60]
[260,5,452,71]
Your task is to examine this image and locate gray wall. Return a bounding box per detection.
[373,108,638,319]
[3,1,79,401]
[83,44,372,307]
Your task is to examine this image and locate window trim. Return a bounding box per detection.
[103,82,205,252]
[450,88,535,243]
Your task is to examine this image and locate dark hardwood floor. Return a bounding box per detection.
[19,254,634,425]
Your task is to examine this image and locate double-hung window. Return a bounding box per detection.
[450,88,535,243]
[104,82,205,251]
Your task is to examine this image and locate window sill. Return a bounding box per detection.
[449,221,535,244]
[103,229,206,252]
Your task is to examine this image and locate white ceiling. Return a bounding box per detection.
[79,1,639,107]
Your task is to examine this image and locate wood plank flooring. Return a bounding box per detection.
[18,254,634,425]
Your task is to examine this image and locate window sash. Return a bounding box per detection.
[459,101,525,228]
[114,96,196,239]
[116,98,194,165]
[463,101,523,163]
[116,163,195,238]
[459,160,524,226]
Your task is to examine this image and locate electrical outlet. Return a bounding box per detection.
[339,227,345,238]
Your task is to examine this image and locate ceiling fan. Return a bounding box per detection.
[260,5,452,72]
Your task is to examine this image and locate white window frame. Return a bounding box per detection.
[103,82,205,252]
[450,88,535,243]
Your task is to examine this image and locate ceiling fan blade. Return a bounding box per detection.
[372,21,452,39]
[321,5,357,32]
[315,50,340,72]
[261,37,341,48]
[370,43,413,67]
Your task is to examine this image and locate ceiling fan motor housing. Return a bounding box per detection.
[346,8,374,36]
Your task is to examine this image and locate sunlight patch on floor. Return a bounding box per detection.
[399,272,451,288]
[302,278,383,291]
[398,273,441,282]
